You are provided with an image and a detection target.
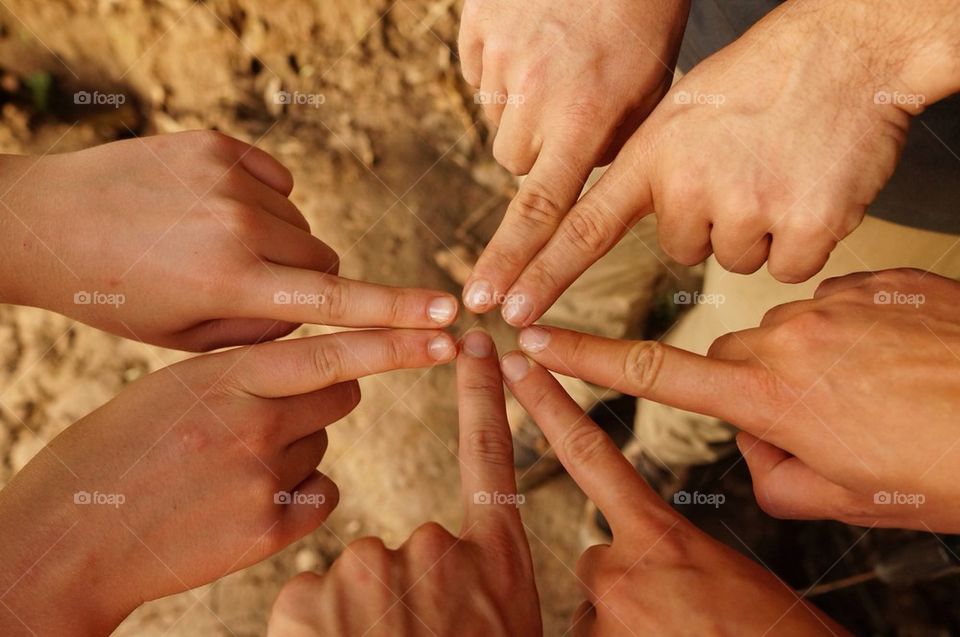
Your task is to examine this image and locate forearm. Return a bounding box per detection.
[0,154,44,306]
[0,461,137,635]
[799,0,960,106]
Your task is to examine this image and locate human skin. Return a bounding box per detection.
[516,268,960,532]
[0,130,459,351]
[266,330,542,637]
[0,329,456,636]
[499,350,848,636]
[463,0,960,325]
[458,0,689,312]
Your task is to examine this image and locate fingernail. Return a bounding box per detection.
[428,296,458,325]
[462,329,493,358]
[518,326,550,353]
[500,352,530,382]
[502,294,530,326]
[464,279,493,312]
[428,334,456,361]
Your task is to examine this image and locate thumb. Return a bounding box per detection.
[737,432,858,521]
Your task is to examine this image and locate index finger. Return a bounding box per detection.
[516,326,766,432]
[500,352,678,538]
[499,136,656,327]
[463,136,603,314]
[243,264,460,329]
[455,330,524,538]
[225,329,457,398]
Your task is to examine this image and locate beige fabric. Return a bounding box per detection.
[635,215,960,466]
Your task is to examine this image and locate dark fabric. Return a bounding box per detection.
[678,0,960,235]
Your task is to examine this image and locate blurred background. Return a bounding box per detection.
[0,1,957,634]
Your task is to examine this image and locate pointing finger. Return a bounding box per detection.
[517,326,767,432]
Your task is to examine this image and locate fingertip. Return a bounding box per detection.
[428,295,459,326]
[463,278,497,313]
[460,328,494,359]
[518,326,551,354]
[500,351,531,382]
[501,292,534,327]
[428,332,457,363]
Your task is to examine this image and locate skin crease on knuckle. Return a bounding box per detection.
[622,341,664,395]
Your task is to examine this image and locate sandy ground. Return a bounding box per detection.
[0,1,666,634]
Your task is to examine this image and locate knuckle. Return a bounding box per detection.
[274,572,322,613]
[492,139,534,176]
[341,537,391,578]
[219,202,263,239]
[408,522,456,561]
[311,342,346,383]
[315,276,348,321]
[706,332,740,359]
[466,427,514,468]
[560,424,609,468]
[561,208,610,254]
[622,341,665,394]
[386,291,408,326]
[187,129,236,155]
[511,181,564,229]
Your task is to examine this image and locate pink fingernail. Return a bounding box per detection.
[428,334,456,361]
[502,294,530,326]
[464,279,493,312]
[519,326,550,353]
[500,352,530,382]
[428,296,458,325]
[462,330,493,358]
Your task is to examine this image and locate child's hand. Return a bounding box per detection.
[0,131,459,350]
[0,328,456,636]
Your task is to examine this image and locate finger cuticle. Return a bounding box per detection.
[500,352,530,382]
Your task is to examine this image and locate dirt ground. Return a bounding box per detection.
[2,1,960,636]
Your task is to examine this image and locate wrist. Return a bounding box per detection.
[0,470,139,634]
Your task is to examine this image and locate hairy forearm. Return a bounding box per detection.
[796,0,960,106]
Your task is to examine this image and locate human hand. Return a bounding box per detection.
[0,130,458,350]
[515,268,960,532]
[267,330,541,636]
[467,0,960,325]
[499,350,847,636]
[458,0,689,313]
[0,329,456,636]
